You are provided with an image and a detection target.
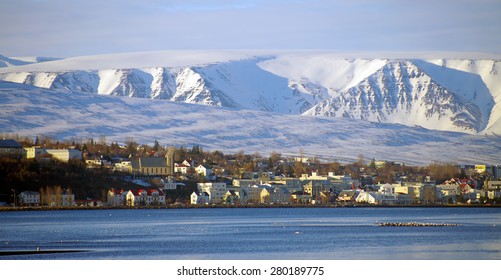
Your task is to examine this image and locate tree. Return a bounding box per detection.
[293,160,307,178]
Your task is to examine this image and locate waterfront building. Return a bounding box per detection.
[197,182,227,204]
[191,191,210,205]
[18,191,40,206]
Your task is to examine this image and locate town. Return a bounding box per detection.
[1,136,500,208]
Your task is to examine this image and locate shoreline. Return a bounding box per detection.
[1,203,499,211]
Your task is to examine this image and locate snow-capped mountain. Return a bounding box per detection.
[2,80,501,166]
[0,51,500,134]
[303,61,485,133]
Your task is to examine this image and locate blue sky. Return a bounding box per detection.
[1,0,500,57]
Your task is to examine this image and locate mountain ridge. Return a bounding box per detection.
[0,51,500,134]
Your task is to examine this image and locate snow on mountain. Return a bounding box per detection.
[0,55,60,68]
[0,50,500,134]
[2,80,501,166]
[303,61,483,133]
[0,55,321,113]
[415,59,501,134]
[0,55,31,68]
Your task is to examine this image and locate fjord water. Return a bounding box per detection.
[1,207,500,260]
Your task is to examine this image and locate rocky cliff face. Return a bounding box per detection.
[303,61,483,133]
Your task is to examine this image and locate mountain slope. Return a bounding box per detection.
[1,81,501,166]
[0,51,500,134]
[303,61,484,133]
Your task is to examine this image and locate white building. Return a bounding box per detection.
[191,191,210,205]
[195,164,213,178]
[356,191,399,205]
[197,182,227,204]
[45,149,82,162]
[24,147,45,159]
[107,189,125,207]
[114,161,132,172]
[18,191,40,206]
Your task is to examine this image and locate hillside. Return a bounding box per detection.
[1,80,501,166]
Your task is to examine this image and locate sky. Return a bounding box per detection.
[1,0,501,58]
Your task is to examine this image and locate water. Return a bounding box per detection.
[1,207,500,260]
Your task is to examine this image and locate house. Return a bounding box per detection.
[232,179,257,188]
[197,182,227,204]
[160,178,179,190]
[195,164,213,178]
[86,158,112,168]
[259,187,276,204]
[337,190,360,202]
[182,159,195,167]
[18,191,40,206]
[145,189,166,205]
[356,191,380,204]
[240,184,271,204]
[0,139,23,159]
[437,184,460,203]
[114,160,132,172]
[271,187,291,204]
[125,190,135,206]
[107,189,125,206]
[290,190,312,204]
[378,183,398,194]
[123,189,166,206]
[355,191,398,205]
[485,180,501,200]
[303,180,332,200]
[174,163,192,174]
[223,190,239,204]
[24,146,46,159]
[191,191,210,205]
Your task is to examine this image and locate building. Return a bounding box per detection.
[191,191,210,205]
[355,191,398,205]
[337,190,360,203]
[303,180,332,200]
[195,164,213,178]
[24,146,46,159]
[197,182,227,204]
[18,191,40,206]
[437,184,460,203]
[290,190,312,204]
[131,156,174,176]
[114,160,132,172]
[107,189,126,206]
[0,139,23,159]
[174,163,192,174]
[223,190,239,204]
[485,180,501,200]
[45,149,82,162]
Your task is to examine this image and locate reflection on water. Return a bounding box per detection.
[1,207,500,259]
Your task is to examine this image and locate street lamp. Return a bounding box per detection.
[11,189,16,208]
